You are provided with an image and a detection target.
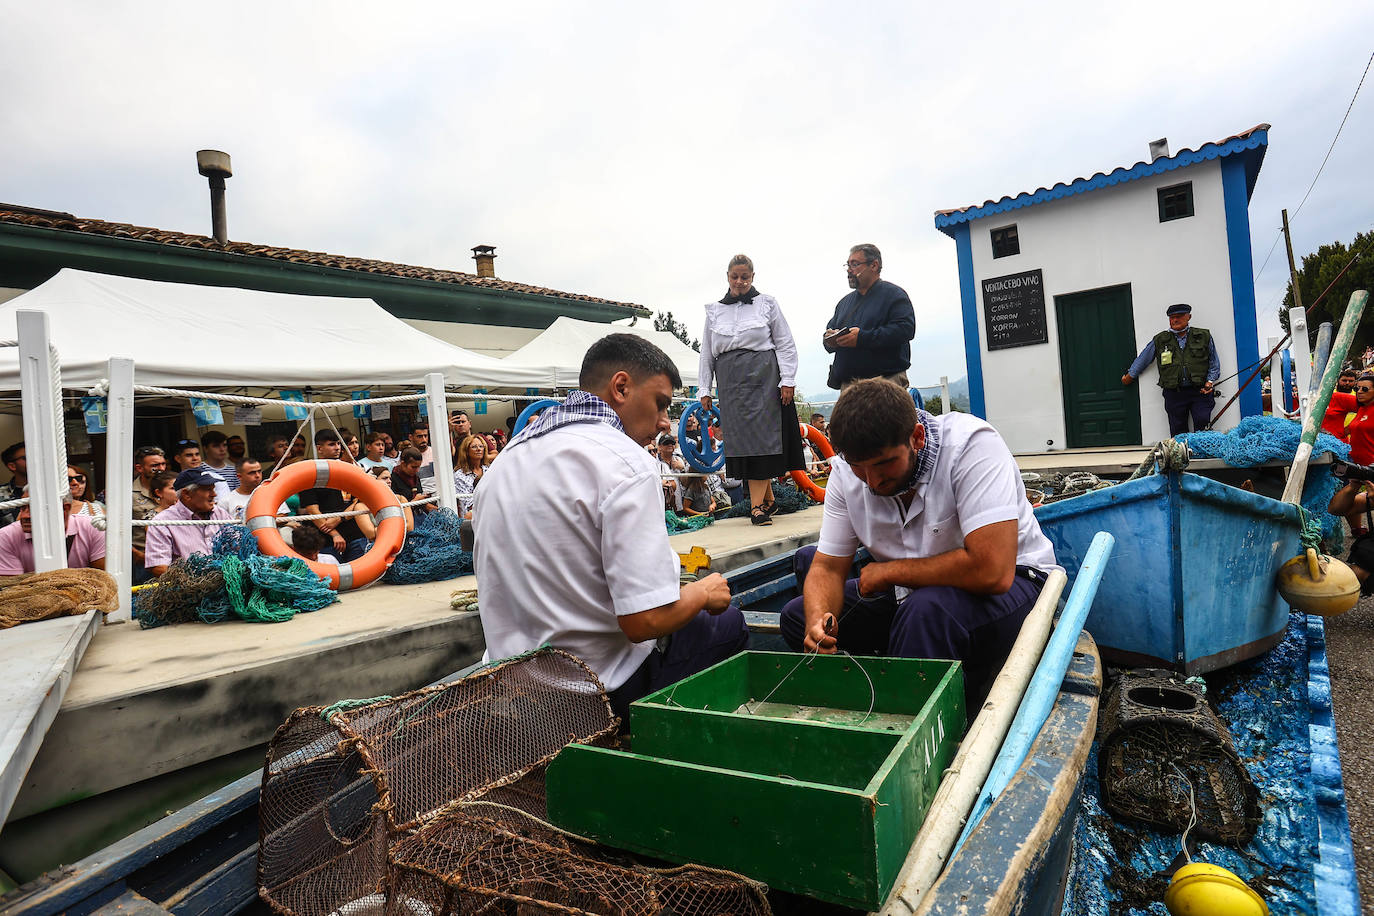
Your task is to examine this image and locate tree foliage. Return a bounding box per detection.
[654,311,700,352]
[1277,231,1374,362]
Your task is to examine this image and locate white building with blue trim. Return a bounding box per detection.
[934,124,1269,453]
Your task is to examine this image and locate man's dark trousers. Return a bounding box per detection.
[607,607,749,721]
[778,545,1042,711]
[1162,387,1215,435]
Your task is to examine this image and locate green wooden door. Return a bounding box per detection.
[1056,284,1142,448]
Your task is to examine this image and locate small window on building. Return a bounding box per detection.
[1158,182,1194,222]
[991,224,1019,258]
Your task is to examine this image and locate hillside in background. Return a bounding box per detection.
[917,375,970,411]
[802,375,970,419]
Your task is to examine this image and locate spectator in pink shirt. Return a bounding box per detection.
[144,467,233,576]
[0,489,106,574]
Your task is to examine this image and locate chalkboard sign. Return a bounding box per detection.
[981,268,1047,351]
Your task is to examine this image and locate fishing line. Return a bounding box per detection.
[746,590,883,723]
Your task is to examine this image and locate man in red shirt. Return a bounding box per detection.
[1327,372,1374,464]
[1321,366,1358,439]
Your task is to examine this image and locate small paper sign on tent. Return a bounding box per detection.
[82,397,107,434]
[280,390,308,420]
[418,396,427,418]
[474,389,488,415]
[191,397,224,426]
[233,406,262,426]
[352,391,371,420]
[372,403,391,421]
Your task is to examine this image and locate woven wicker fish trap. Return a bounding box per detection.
[387,767,772,916]
[1097,670,1260,845]
[257,647,619,916]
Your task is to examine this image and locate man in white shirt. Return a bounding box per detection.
[475,334,747,720]
[220,457,266,520]
[654,434,686,510]
[779,379,1059,710]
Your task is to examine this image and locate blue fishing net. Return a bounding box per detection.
[382,508,473,585]
[1064,615,1320,914]
[1180,416,1351,545]
[134,525,337,628]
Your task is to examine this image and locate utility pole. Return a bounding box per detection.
[1282,208,1305,313]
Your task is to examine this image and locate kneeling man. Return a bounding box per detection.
[475,334,748,720]
[780,379,1059,711]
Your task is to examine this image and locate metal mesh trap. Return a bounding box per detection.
[258,646,771,916]
[257,647,619,916]
[388,766,772,916]
[1097,670,1260,845]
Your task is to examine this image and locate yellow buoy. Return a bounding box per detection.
[1275,548,1360,616]
[1164,862,1267,915]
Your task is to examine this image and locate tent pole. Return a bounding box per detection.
[426,373,457,514]
[17,310,66,572]
[105,358,135,621]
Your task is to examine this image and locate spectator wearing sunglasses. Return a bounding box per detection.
[0,485,105,574]
[67,466,104,519]
[1329,372,1374,466]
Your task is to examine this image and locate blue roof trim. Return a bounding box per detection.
[935,130,1268,237]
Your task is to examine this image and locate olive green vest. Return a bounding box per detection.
[1152,327,1212,389]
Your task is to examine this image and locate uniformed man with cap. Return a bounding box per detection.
[1121,303,1220,435]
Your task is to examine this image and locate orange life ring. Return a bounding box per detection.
[790,423,835,503]
[245,460,407,590]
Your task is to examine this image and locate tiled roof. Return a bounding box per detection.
[934,124,1270,236]
[0,204,649,314]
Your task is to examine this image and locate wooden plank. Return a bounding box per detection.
[0,611,99,827]
[916,634,1102,916]
[91,888,173,916]
[742,611,780,633]
[0,769,261,916]
[163,846,257,916]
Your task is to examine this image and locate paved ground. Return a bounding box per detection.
[1320,594,1374,912]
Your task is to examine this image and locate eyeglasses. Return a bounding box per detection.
[1358,386,1374,393]
[845,259,870,269]
[68,474,86,483]
[176,439,197,448]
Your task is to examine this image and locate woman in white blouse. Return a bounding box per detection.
[453,434,489,517]
[698,254,806,525]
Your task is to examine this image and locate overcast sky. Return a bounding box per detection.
[3,3,1371,398]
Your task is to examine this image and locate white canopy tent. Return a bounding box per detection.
[0,269,551,390]
[501,316,700,389]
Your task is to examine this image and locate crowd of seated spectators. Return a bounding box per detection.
[0,403,762,582]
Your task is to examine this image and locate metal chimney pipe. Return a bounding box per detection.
[195,150,233,245]
[471,244,497,278]
[1147,138,1170,162]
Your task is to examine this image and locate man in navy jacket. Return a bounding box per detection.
[824,243,916,390]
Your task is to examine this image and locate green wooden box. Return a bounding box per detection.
[546,651,964,909]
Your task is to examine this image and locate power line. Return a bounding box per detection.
[1252,228,1283,283]
[1252,50,1371,291]
[1292,49,1373,221]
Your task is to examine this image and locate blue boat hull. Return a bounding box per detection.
[1035,471,1303,674]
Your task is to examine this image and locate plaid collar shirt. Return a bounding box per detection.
[506,390,624,450]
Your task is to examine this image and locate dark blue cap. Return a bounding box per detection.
[174,467,224,490]
[1166,303,1192,317]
